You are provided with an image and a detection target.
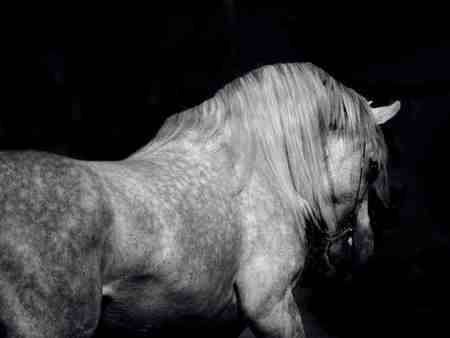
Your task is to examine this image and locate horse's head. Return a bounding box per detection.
[322,101,400,277]
[208,62,401,280]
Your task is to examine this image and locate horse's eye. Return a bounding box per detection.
[367,159,379,183]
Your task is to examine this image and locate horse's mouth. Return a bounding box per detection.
[303,221,374,284]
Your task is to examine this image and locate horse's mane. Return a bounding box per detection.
[133,62,388,234]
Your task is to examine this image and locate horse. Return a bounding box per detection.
[0,62,400,337]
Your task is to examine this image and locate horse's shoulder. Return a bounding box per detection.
[238,174,305,275]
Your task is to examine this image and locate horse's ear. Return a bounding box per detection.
[370,100,401,125]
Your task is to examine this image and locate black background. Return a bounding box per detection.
[1,3,449,337]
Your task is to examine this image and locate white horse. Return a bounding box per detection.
[0,62,399,337]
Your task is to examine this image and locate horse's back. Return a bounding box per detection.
[0,151,110,337]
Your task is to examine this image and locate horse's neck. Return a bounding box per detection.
[130,134,229,164]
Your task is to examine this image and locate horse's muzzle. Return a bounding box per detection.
[327,226,374,278]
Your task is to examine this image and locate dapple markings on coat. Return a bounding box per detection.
[0,63,400,337]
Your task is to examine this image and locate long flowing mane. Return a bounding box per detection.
[132,62,388,234]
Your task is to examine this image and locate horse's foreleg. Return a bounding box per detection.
[238,287,305,338]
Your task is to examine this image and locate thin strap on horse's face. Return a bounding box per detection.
[316,140,368,271]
